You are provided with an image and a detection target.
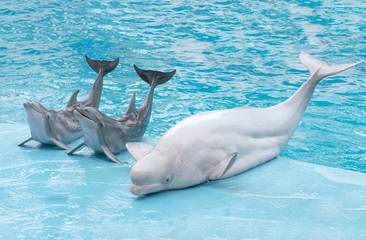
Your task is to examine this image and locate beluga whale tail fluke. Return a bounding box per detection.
[126,51,363,196]
[67,65,176,163]
[18,55,119,150]
[299,51,363,81]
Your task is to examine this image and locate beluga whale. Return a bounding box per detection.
[18,56,119,150]
[126,52,363,196]
[67,65,176,163]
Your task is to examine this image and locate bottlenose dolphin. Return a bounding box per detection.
[67,65,176,163]
[126,52,363,196]
[18,56,119,149]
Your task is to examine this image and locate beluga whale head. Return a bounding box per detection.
[126,141,235,196]
[128,146,178,196]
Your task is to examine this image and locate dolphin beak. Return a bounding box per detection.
[73,108,87,119]
[23,102,31,109]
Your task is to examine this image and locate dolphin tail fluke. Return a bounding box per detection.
[18,137,33,146]
[85,55,120,74]
[133,65,176,88]
[300,51,363,81]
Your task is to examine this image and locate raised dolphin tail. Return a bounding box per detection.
[85,55,120,74]
[133,65,176,88]
[300,51,363,81]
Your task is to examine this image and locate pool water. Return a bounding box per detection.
[1,0,365,239]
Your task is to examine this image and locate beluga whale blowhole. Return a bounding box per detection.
[126,52,363,196]
[18,56,119,150]
[67,65,176,163]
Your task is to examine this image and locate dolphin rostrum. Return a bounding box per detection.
[67,65,176,163]
[125,52,363,196]
[18,56,119,150]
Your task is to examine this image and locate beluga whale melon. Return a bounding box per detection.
[18,56,119,150]
[67,65,176,163]
[126,52,363,196]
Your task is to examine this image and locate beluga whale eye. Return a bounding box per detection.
[164,176,171,184]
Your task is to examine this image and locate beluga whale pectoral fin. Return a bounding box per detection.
[66,90,80,108]
[207,152,238,181]
[126,142,154,161]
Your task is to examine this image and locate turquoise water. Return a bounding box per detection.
[1,0,365,239]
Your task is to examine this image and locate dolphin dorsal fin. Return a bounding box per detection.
[207,152,238,180]
[126,142,154,161]
[125,93,136,114]
[66,90,79,108]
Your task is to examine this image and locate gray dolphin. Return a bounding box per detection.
[67,65,176,163]
[18,56,120,149]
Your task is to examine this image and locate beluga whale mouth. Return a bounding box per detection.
[18,55,120,150]
[125,51,363,196]
[67,65,176,163]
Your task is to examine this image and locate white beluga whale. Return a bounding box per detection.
[18,56,119,150]
[67,65,176,163]
[126,52,363,196]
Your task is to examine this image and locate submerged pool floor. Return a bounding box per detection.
[1,123,366,239]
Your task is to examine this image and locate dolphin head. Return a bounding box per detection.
[74,107,104,128]
[23,101,54,144]
[73,107,115,151]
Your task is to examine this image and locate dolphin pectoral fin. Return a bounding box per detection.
[67,142,86,155]
[126,142,154,161]
[18,137,33,146]
[125,93,137,114]
[66,90,80,108]
[101,145,126,163]
[50,137,72,150]
[207,152,238,181]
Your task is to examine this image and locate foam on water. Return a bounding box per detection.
[0,0,365,238]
